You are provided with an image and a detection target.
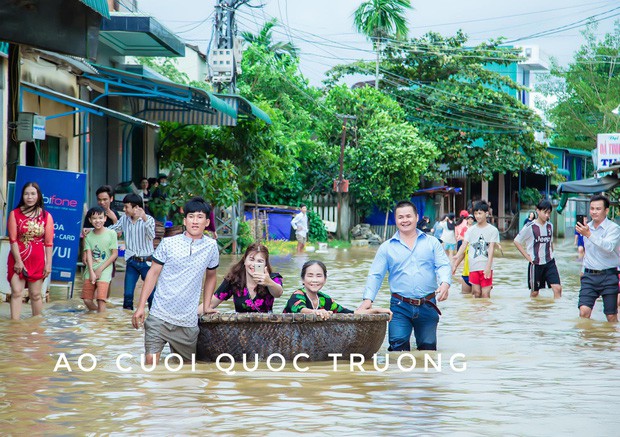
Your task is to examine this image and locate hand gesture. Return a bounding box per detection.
[89,268,98,284]
[483,267,492,280]
[313,309,332,320]
[436,282,450,302]
[13,260,25,275]
[132,308,145,329]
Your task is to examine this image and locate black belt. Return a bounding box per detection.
[130,256,152,263]
[584,267,618,275]
[391,292,442,315]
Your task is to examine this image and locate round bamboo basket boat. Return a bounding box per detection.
[196,312,389,362]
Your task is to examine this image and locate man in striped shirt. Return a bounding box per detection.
[109,193,156,310]
[514,199,562,298]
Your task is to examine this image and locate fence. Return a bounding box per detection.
[305,193,338,223]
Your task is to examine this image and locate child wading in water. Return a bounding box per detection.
[513,199,562,298]
[82,206,118,312]
[452,201,500,298]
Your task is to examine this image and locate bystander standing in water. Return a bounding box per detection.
[575,194,620,322]
[358,200,450,351]
[513,199,562,299]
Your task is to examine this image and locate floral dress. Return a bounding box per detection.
[7,208,54,282]
[214,273,283,312]
[283,288,353,313]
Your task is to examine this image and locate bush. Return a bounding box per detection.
[307,211,328,242]
[237,220,253,253]
[520,187,541,206]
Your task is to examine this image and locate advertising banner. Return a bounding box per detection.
[596,133,620,170]
[14,166,86,283]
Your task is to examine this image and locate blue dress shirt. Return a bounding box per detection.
[363,230,452,301]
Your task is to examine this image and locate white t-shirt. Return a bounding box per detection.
[514,220,554,265]
[440,221,456,244]
[465,223,500,272]
[149,233,219,327]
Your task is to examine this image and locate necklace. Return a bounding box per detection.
[309,295,320,310]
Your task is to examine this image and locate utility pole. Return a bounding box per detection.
[335,114,356,240]
[209,0,250,93]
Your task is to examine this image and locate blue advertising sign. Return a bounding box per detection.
[14,166,86,283]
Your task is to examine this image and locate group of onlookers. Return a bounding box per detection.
[6,182,620,367]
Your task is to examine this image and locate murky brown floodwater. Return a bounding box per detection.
[1,239,619,435]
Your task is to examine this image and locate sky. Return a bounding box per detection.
[135,0,620,85]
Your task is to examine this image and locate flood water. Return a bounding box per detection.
[1,238,619,435]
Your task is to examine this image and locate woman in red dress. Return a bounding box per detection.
[7,182,54,319]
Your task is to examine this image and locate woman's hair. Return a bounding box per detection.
[17,181,44,214]
[301,260,327,279]
[225,242,273,297]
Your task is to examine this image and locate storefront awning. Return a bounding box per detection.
[21,82,159,129]
[216,94,272,125]
[414,186,462,195]
[99,13,184,57]
[79,0,110,18]
[82,64,248,126]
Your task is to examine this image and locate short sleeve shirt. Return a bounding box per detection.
[84,229,118,282]
[149,233,219,327]
[514,221,554,265]
[465,224,500,272]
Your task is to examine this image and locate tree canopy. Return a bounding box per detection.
[537,22,620,150]
[326,30,553,180]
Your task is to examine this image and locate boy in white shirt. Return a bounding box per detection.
[452,201,500,298]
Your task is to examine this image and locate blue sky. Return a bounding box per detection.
[137,0,619,85]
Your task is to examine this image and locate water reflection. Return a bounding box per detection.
[1,240,619,434]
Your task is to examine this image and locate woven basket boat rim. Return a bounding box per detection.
[199,312,391,323]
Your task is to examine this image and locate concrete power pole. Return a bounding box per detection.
[209,0,250,93]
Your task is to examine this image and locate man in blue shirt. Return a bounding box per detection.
[358,200,451,351]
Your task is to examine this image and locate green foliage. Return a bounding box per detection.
[353,0,411,42]
[321,85,438,216]
[262,240,297,256]
[236,220,253,253]
[307,210,328,242]
[240,18,299,60]
[325,30,553,180]
[328,239,351,249]
[537,22,620,151]
[520,187,541,206]
[352,113,438,215]
[150,155,241,225]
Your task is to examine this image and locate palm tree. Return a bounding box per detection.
[353,0,411,89]
[241,18,299,60]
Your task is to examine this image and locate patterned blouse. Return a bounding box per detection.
[283,288,353,314]
[214,273,283,313]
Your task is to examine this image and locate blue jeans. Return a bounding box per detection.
[388,296,439,351]
[123,258,155,310]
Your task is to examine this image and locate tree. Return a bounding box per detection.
[353,0,412,89]
[326,30,553,180]
[537,22,620,151]
[240,18,299,60]
[324,85,438,230]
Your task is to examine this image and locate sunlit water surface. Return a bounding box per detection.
[1,239,619,435]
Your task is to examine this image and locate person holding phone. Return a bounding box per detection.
[7,182,54,319]
[203,243,284,313]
